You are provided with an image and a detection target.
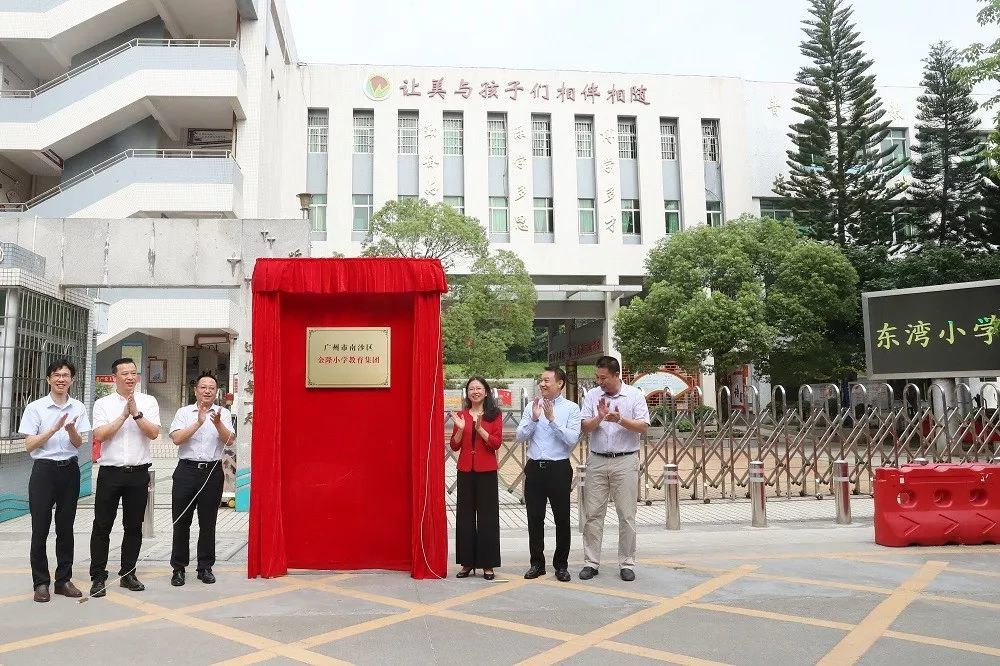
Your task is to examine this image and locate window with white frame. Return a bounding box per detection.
[660,119,677,160]
[352,194,373,232]
[307,109,328,153]
[664,200,680,234]
[533,198,554,233]
[882,128,908,166]
[397,112,418,155]
[532,116,552,157]
[760,200,794,221]
[444,195,464,214]
[353,111,374,154]
[487,114,508,156]
[702,120,720,161]
[977,131,996,168]
[575,117,594,158]
[578,198,596,234]
[874,211,918,245]
[309,194,327,232]
[488,197,509,234]
[706,200,723,227]
[621,199,641,235]
[443,113,464,155]
[618,117,637,159]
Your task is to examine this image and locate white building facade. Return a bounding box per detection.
[0,0,992,418]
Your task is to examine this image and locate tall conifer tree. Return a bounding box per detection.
[909,42,985,249]
[775,0,907,245]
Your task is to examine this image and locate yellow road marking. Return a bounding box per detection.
[0,615,161,654]
[885,630,1000,658]
[923,593,1000,611]
[817,561,948,666]
[312,582,421,610]
[293,577,531,649]
[436,609,577,641]
[834,553,1000,580]
[0,593,28,605]
[746,572,894,595]
[535,577,668,603]
[516,565,756,665]
[598,640,733,665]
[690,603,853,631]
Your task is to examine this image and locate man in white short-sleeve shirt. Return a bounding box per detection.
[578,356,650,583]
[168,371,233,587]
[88,358,160,597]
[19,359,91,602]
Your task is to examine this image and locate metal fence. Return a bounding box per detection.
[444,382,1000,505]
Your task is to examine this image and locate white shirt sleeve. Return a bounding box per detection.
[18,403,41,436]
[580,390,596,420]
[169,407,187,434]
[74,402,92,434]
[633,390,651,424]
[92,397,110,429]
[144,395,161,426]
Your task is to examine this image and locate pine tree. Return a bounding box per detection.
[908,42,986,249]
[973,172,1000,250]
[774,0,907,245]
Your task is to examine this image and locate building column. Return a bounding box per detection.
[562,318,576,402]
[0,290,17,437]
[603,293,620,365]
[233,280,253,512]
[701,359,717,410]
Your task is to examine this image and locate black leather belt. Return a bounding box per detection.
[110,464,151,472]
[35,458,78,467]
[591,450,639,458]
[179,459,220,469]
[528,458,569,469]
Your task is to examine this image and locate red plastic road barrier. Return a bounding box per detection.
[874,463,1000,547]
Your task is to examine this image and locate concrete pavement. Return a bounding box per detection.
[0,468,997,665]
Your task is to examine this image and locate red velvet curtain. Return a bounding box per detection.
[248,259,448,579]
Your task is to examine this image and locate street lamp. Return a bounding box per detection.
[296,192,313,220]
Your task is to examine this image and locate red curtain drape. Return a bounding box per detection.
[248,258,448,579]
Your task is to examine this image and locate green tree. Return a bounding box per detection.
[361,198,536,377]
[615,216,859,385]
[973,173,1000,249]
[961,0,1000,165]
[909,42,986,249]
[361,198,488,271]
[442,251,536,378]
[774,0,907,245]
[844,244,1000,292]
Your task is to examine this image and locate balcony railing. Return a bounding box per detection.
[0,39,238,99]
[0,148,236,213]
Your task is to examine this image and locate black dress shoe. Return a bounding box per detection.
[482,570,495,581]
[120,573,145,591]
[554,569,571,582]
[197,569,216,584]
[54,581,82,598]
[89,577,108,598]
[579,566,599,580]
[171,570,185,586]
[620,568,636,582]
[455,567,475,578]
[34,584,50,602]
[523,566,546,579]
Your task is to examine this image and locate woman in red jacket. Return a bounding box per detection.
[450,376,503,580]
